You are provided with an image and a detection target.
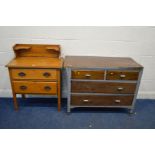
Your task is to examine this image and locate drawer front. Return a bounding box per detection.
[72,70,105,80]
[71,81,136,94]
[11,69,57,80]
[71,95,134,106]
[13,81,57,94]
[106,70,139,81]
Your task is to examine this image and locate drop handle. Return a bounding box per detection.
[46,46,59,51]
[117,87,124,91]
[20,85,27,90]
[115,99,121,103]
[43,72,51,77]
[85,74,91,78]
[83,99,90,102]
[14,46,31,51]
[110,72,114,75]
[18,72,26,77]
[44,86,52,91]
[120,74,126,78]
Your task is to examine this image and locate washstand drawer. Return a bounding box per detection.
[13,81,57,94]
[71,95,134,106]
[71,81,136,94]
[72,70,105,80]
[11,69,57,80]
[106,70,139,81]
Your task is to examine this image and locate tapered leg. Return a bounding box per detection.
[13,93,18,111]
[57,93,61,111]
[57,70,61,111]
[8,69,18,111]
[67,106,71,113]
[22,94,26,99]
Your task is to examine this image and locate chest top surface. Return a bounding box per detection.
[64,56,143,69]
[6,44,63,68]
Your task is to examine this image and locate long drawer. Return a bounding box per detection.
[11,69,57,80]
[106,70,139,80]
[71,81,136,94]
[13,81,57,94]
[71,95,134,106]
[72,70,105,80]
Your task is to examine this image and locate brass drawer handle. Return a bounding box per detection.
[46,46,59,51]
[110,72,114,75]
[14,46,31,51]
[117,87,124,91]
[120,74,126,78]
[43,72,51,77]
[85,74,91,78]
[115,99,121,103]
[20,85,27,90]
[44,86,51,91]
[83,99,90,102]
[18,72,26,77]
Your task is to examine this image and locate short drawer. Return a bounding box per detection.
[13,81,57,94]
[71,81,136,94]
[72,70,105,80]
[11,69,57,80]
[71,95,134,106]
[106,70,139,81]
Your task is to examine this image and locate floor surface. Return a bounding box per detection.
[0,98,155,129]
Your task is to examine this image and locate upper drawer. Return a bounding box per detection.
[10,69,57,80]
[72,70,105,80]
[106,70,139,81]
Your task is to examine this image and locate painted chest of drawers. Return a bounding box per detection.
[64,56,143,113]
[6,44,63,111]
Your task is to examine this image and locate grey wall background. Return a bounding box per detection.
[0,26,155,98]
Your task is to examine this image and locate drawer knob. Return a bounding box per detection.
[120,74,126,78]
[83,99,90,102]
[18,72,26,77]
[20,85,27,90]
[43,72,51,77]
[115,99,121,103]
[117,87,124,91]
[85,74,91,78]
[44,86,51,91]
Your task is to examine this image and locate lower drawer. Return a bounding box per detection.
[13,81,57,94]
[71,95,134,106]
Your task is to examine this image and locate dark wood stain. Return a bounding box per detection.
[64,56,143,69]
[71,95,134,106]
[106,70,139,80]
[71,81,136,94]
[72,70,105,80]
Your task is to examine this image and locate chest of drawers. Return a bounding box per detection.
[64,56,143,113]
[6,44,63,111]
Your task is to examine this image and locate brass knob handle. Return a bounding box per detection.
[20,85,27,90]
[18,72,26,77]
[83,99,90,102]
[117,87,124,91]
[120,74,126,78]
[85,74,91,78]
[44,86,51,91]
[115,99,121,103]
[43,72,51,77]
